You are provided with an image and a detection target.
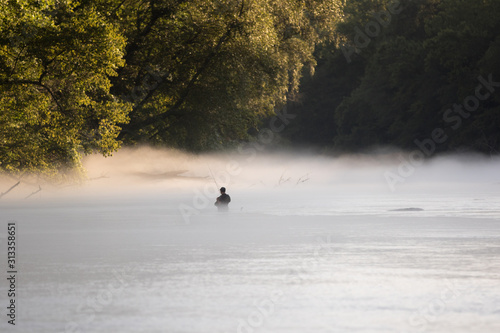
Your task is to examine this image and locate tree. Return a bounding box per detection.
[0,0,130,177]
[1,0,343,176]
[108,0,342,150]
[285,0,500,154]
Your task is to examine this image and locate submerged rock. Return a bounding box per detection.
[389,207,424,212]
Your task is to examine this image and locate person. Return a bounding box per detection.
[215,187,231,211]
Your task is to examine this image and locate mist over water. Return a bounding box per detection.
[90,148,500,220]
[1,147,500,333]
[2,146,497,199]
[4,146,498,218]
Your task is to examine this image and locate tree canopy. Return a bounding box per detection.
[1,0,500,177]
[0,0,130,176]
[285,0,500,155]
[109,0,341,150]
[0,0,341,176]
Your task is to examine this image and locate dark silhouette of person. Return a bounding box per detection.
[215,187,231,211]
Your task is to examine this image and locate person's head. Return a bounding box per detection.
[220,187,226,194]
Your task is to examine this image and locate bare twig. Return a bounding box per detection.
[276,171,291,187]
[0,181,20,199]
[296,173,310,185]
[24,185,42,199]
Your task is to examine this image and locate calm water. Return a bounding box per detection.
[1,188,499,333]
[2,151,500,332]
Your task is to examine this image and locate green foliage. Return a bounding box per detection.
[5,0,498,176]
[1,0,339,175]
[285,0,500,154]
[0,0,130,177]
[110,0,342,150]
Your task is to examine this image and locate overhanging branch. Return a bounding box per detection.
[121,21,240,137]
[0,79,66,115]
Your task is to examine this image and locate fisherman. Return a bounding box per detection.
[215,187,231,211]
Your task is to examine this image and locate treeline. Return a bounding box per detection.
[1,1,500,176]
[0,0,340,175]
[285,0,500,155]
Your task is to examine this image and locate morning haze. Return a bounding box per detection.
[1,1,499,332]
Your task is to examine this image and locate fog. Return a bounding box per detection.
[4,146,500,201]
[3,147,500,220]
[1,148,500,332]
